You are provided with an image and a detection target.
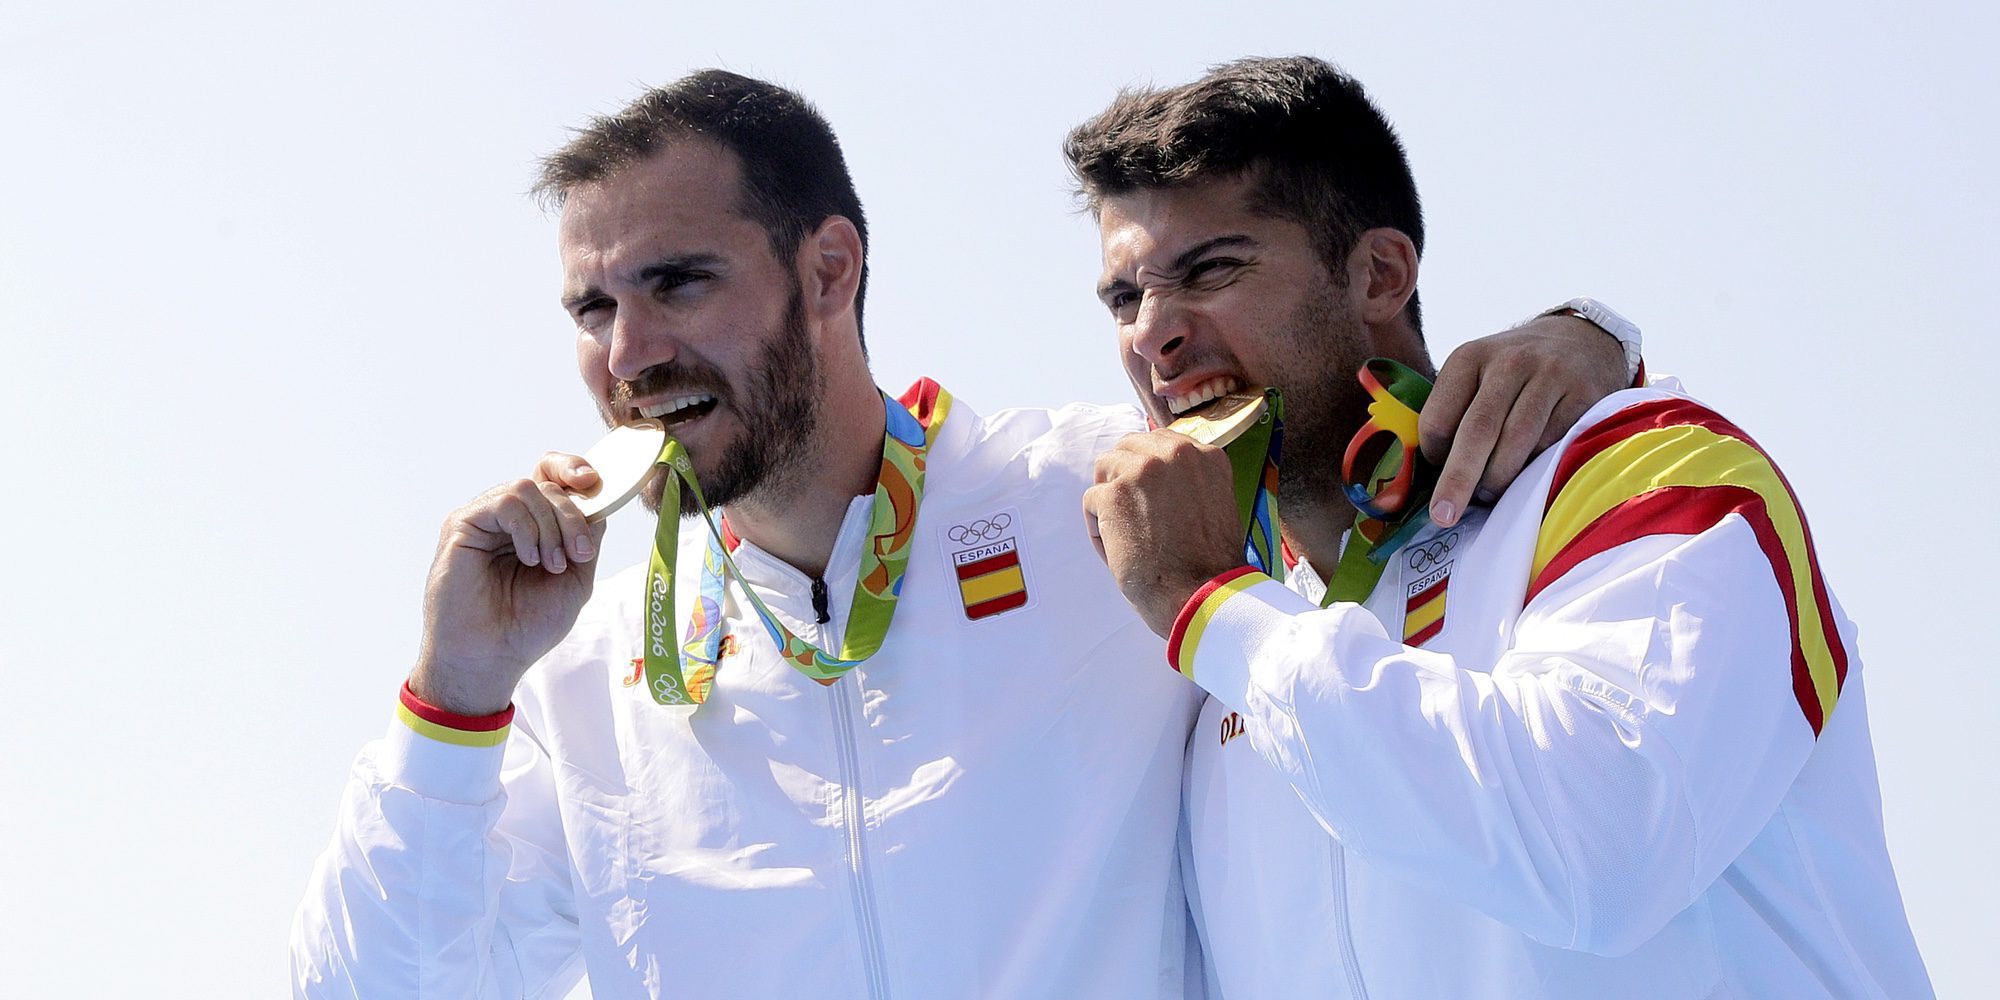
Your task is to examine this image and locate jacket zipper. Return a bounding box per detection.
[811,577,832,624]
[830,663,891,1000]
[756,544,887,996]
[1330,843,1370,999]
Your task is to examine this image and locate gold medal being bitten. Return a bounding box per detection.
[567,418,669,522]
[1167,392,1270,447]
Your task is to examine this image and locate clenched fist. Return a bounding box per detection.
[407,452,612,716]
[1082,430,1249,637]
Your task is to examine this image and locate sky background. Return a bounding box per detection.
[3,1,1995,995]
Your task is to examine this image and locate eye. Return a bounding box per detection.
[1101,285,1142,321]
[1185,258,1244,286]
[571,297,613,333]
[653,271,710,298]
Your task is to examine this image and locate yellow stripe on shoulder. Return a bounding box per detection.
[1528,397,1847,734]
[1535,423,1789,579]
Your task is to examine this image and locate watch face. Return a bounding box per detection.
[1577,298,1624,330]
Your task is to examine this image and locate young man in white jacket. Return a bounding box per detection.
[1076,56,1933,998]
[291,69,1635,998]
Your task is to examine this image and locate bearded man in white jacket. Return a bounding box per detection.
[1076,55,1933,999]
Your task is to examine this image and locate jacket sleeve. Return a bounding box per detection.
[1172,397,1846,956]
[290,686,585,998]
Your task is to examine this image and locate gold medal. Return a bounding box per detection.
[568,418,668,522]
[1165,387,1286,585]
[1167,392,1270,447]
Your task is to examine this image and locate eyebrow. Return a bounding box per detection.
[562,252,726,312]
[1097,234,1259,301]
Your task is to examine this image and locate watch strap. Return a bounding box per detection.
[1526,296,1643,384]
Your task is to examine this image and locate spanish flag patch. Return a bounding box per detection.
[1399,530,1459,647]
[945,508,1031,621]
[1404,572,1449,646]
[1529,398,1846,735]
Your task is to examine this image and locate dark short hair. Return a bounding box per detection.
[536,70,871,342]
[1064,55,1424,332]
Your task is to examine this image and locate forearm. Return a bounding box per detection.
[292,690,580,998]
[1183,577,1699,951]
[1177,522,1820,954]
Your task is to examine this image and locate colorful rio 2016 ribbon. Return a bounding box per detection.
[640,385,952,707]
[1212,388,1285,578]
[1324,357,1441,605]
[1189,362,1439,606]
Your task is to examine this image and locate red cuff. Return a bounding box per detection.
[399,681,514,732]
[1632,359,1647,388]
[1166,566,1264,671]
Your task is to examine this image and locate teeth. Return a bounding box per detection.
[1166,377,1241,416]
[638,393,716,420]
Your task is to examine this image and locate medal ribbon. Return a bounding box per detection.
[1212,362,1438,605]
[640,385,952,706]
[1323,358,1439,605]
[1214,388,1286,577]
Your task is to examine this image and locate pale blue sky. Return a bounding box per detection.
[3,2,1994,995]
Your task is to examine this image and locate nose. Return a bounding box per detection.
[1129,290,1192,367]
[606,302,677,383]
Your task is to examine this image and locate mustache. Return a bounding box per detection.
[610,362,732,412]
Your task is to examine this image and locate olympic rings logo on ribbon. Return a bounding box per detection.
[946,513,1013,545]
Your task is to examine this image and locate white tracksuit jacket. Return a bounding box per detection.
[1176,382,1932,998]
[292,388,1206,999]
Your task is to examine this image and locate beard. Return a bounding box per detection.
[621,279,826,516]
[1264,277,1377,522]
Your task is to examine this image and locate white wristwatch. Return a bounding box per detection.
[1536,296,1643,384]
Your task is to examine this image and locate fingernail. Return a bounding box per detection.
[521,548,539,566]
[550,550,566,573]
[575,536,593,559]
[1431,499,1457,525]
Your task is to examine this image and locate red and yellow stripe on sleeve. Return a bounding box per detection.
[1168,567,1269,679]
[1527,398,1847,735]
[396,681,514,748]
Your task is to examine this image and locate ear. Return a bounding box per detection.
[800,215,864,325]
[1344,228,1419,326]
